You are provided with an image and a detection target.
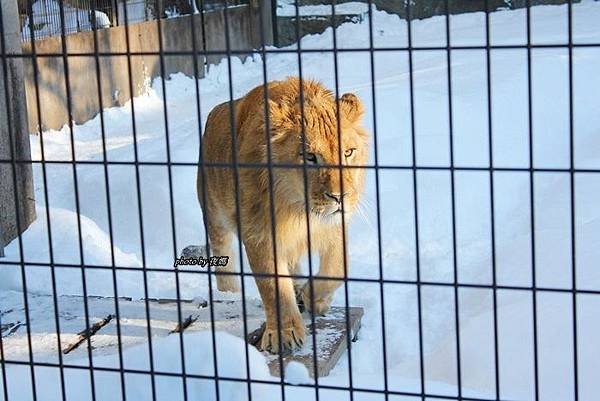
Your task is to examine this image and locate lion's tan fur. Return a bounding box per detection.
[197,77,369,353]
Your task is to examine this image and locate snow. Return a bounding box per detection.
[3,1,600,400]
[117,0,151,25]
[0,331,278,401]
[284,361,312,385]
[21,0,112,40]
[277,1,369,17]
[91,11,111,29]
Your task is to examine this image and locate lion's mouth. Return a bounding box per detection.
[311,206,345,218]
[309,204,351,219]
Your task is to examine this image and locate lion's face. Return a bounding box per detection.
[267,88,369,224]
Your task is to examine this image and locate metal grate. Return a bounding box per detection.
[18,0,251,42]
[1,0,599,401]
[20,0,118,41]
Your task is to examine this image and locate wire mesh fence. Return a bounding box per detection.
[1,0,599,400]
[19,0,119,41]
[18,0,251,42]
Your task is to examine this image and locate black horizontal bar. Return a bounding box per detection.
[1,158,599,173]
[2,42,600,59]
[0,358,521,401]
[0,259,598,296]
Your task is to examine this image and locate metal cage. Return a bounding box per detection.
[1,0,598,400]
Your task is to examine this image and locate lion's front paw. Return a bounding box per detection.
[260,316,306,354]
[301,284,333,316]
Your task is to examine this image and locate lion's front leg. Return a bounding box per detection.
[245,243,306,354]
[302,231,345,316]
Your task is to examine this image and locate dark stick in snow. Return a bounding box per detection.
[170,314,200,334]
[0,321,25,337]
[63,314,114,354]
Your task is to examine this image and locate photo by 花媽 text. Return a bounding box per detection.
[173,256,229,268]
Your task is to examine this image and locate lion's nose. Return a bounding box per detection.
[324,192,346,204]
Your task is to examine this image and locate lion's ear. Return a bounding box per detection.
[340,93,364,124]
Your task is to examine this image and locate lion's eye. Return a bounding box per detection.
[344,148,356,158]
[299,152,318,164]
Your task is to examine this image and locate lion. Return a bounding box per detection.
[196,77,369,354]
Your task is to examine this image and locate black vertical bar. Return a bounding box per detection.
[190,0,230,397]
[114,0,120,26]
[76,0,81,32]
[291,0,321,394]
[85,0,127,398]
[0,314,8,401]
[8,0,70,399]
[0,2,43,400]
[41,0,47,39]
[567,1,579,400]
[120,0,156,398]
[189,3,235,401]
[292,0,320,394]
[328,1,356,399]
[221,0,287,397]
[55,1,99,400]
[405,1,426,399]
[30,1,35,40]
[270,0,278,46]
[189,1,224,400]
[192,1,254,397]
[137,2,164,400]
[255,0,298,397]
[151,3,190,400]
[213,0,250,398]
[444,1,463,398]
[211,0,278,396]
[483,0,501,399]
[10,2,50,401]
[364,0,389,398]
[252,0,284,391]
[108,2,140,400]
[198,0,207,67]
[90,0,96,31]
[525,1,540,400]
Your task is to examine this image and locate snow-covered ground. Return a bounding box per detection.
[3,1,600,400]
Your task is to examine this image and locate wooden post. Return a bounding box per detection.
[112,0,120,26]
[248,0,275,48]
[0,0,36,257]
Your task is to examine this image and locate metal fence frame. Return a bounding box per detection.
[19,0,119,41]
[18,0,254,42]
[0,0,595,400]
